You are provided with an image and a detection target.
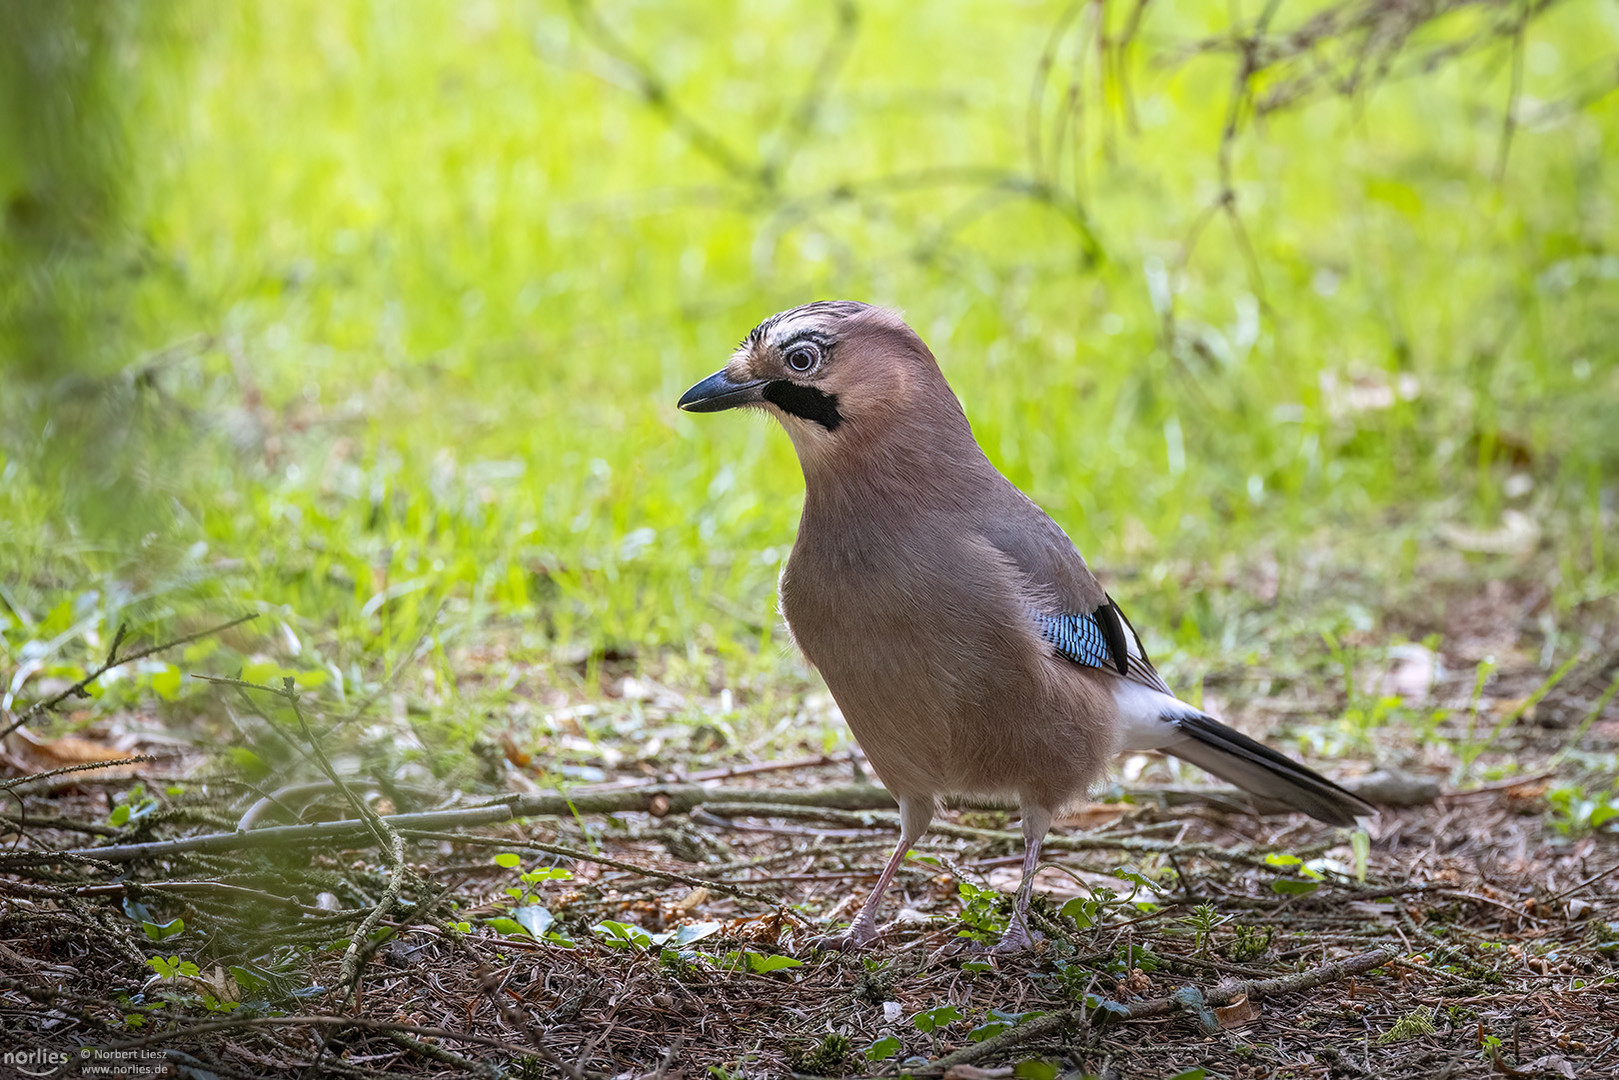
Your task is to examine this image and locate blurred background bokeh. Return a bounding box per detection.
[2,0,1616,784]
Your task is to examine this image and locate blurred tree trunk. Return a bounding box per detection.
[0,1,185,550]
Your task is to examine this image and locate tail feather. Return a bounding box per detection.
[1162,712,1374,826]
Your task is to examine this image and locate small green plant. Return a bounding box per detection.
[497,856,573,905]
[911,1004,961,1052]
[1225,923,1273,962]
[864,1035,901,1061]
[852,956,893,1004]
[592,920,653,948]
[109,784,159,828]
[1376,1005,1436,1044]
[1264,852,1325,895]
[1545,782,1619,836]
[1183,903,1226,956]
[147,955,199,980]
[1059,885,1121,930]
[967,1007,1044,1043]
[956,881,1010,942]
[484,855,576,945]
[787,1033,852,1076]
[721,949,804,975]
[1012,1061,1061,1080]
[1454,655,1581,781]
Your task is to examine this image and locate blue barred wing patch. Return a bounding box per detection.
[1036,600,1173,693]
[1037,611,1124,674]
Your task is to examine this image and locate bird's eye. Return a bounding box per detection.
[784,342,822,374]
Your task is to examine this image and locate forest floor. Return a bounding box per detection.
[2,576,1615,1080]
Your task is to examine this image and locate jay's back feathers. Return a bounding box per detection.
[680,301,1372,827]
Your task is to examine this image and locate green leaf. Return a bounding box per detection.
[593,921,653,948]
[1059,895,1100,928]
[1172,987,1218,1034]
[1013,1061,1058,1080]
[494,852,521,869]
[513,905,554,939]
[656,921,722,948]
[1165,1069,1209,1080]
[1364,177,1423,217]
[485,916,530,938]
[1263,853,1303,868]
[228,965,273,994]
[911,1004,961,1034]
[1083,994,1131,1021]
[746,952,804,974]
[967,1008,1043,1042]
[1271,878,1320,895]
[1114,866,1162,893]
[1352,830,1370,883]
[109,804,130,827]
[142,917,185,941]
[865,1035,901,1060]
[149,665,182,701]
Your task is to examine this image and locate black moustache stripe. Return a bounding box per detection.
[762,380,844,431]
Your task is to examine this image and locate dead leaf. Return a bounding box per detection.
[1523,1054,1576,1078]
[498,732,532,768]
[1216,992,1259,1028]
[7,728,144,778]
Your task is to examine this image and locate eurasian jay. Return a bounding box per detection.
[679,301,1372,950]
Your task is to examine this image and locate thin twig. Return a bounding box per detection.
[929,946,1394,1067]
[0,613,257,741]
[26,784,895,864]
[0,755,158,791]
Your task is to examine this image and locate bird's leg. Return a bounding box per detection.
[991,804,1053,952]
[817,796,931,951]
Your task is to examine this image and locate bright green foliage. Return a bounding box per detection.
[956,880,1010,942]
[968,1007,1044,1042]
[864,1035,901,1061]
[714,949,804,974]
[593,920,654,948]
[146,955,200,980]
[911,1004,962,1034]
[1,2,1616,779]
[1377,1005,1438,1044]
[1546,782,1619,835]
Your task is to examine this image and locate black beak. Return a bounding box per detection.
[677,369,768,413]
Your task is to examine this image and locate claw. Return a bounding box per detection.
[982,923,1045,954]
[810,918,882,952]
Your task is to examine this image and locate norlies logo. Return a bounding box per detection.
[4,1048,70,1077]
[3,1047,167,1078]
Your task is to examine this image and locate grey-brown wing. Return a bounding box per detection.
[980,484,1172,695]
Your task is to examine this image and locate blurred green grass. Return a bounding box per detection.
[1,0,1615,772]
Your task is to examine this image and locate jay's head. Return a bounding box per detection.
[679,301,956,464]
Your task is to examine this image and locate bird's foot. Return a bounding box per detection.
[809,917,882,952]
[980,922,1045,954]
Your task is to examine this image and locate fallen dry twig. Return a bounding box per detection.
[929,946,1395,1069]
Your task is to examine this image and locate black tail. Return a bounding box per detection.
[1162,712,1374,826]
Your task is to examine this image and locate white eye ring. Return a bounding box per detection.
[785,342,821,373]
